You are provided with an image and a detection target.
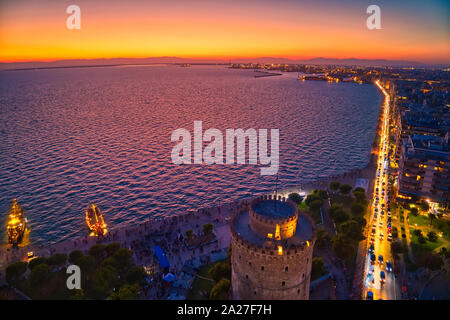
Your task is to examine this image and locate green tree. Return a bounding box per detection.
[48,253,67,267]
[311,257,326,281]
[410,207,419,216]
[309,199,323,213]
[413,229,422,237]
[353,187,366,194]
[329,181,340,192]
[92,265,118,297]
[208,261,231,283]
[185,229,194,241]
[28,263,51,289]
[112,248,133,272]
[210,279,230,300]
[332,234,355,261]
[305,193,321,206]
[110,284,140,300]
[350,202,366,216]
[338,220,364,242]
[203,223,214,236]
[353,191,366,203]
[317,190,329,200]
[69,250,84,265]
[89,244,106,261]
[352,216,367,228]
[126,266,146,284]
[5,261,28,286]
[420,201,430,212]
[417,235,427,244]
[339,184,352,195]
[105,242,121,257]
[288,193,303,204]
[427,231,438,242]
[329,204,349,224]
[315,227,330,247]
[78,255,96,279]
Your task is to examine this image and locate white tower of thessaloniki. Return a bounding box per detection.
[231,194,316,300]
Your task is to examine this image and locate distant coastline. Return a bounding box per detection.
[1,56,445,72]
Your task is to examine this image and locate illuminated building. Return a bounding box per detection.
[231,195,316,300]
[397,133,450,205]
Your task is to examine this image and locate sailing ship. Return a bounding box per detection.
[7,199,26,246]
[85,203,107,236]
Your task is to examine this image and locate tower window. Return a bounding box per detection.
[246,275,248,279]
[261,266,264,271]
[285,266,288,272]
[282,281,286,286]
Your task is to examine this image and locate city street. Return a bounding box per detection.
[362,81,399,300]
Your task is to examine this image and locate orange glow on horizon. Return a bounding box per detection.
[0,1,449,64]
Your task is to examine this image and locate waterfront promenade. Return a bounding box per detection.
[0,166,368,297]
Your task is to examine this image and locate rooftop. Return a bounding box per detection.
[251,199,295,218]
[232,209,314,247]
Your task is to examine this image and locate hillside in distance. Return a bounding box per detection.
[0,56,441,71]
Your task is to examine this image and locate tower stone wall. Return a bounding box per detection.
[231,194,316,300]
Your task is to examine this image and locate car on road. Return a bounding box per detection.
[370,253,376,265]
[378,255,384,265]
[387,235,392,242]
[386,262,393,272]
[369,243,375,253]
[366,290,374,300]
[380,271,386,284]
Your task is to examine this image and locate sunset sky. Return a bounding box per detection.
[0,0,449,63]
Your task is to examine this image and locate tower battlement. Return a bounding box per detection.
[231,196,316,300]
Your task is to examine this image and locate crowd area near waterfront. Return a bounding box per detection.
[0,165,366,300]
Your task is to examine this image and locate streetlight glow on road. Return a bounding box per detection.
[363,80,398,300]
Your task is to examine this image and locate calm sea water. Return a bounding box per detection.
[0,65,382,244]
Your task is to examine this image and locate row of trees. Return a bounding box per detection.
[208,245,232,300]
[290,182,368,263]
[328,183,368,262]
[329,182,353,195]
[185,223,215,247]
[5,242,145,300]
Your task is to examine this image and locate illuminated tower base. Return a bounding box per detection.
[231,195,316,300]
